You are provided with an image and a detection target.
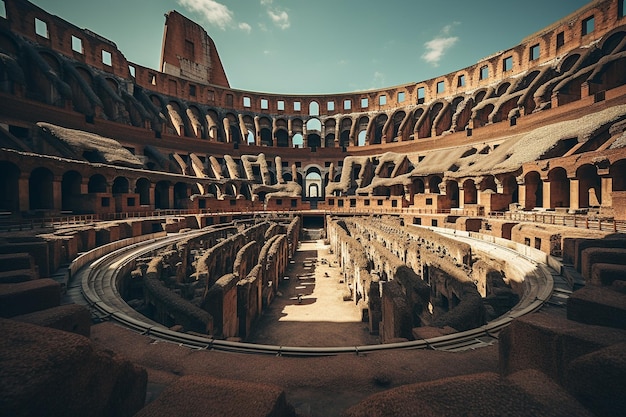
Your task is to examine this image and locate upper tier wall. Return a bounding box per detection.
[0,0,621,114]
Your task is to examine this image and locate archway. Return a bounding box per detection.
[29,167,54,210]
[547,167,569,208]
[135,178,151,206]
[524,171,543,209]
[577,164,601,208]
[0,161,20,212]
[62,170,82,212]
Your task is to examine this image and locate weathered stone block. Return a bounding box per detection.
[0,278,60,317]
[0,318,147,417]
[12,303,92,337]
[499,312,626,385]
[134,374,296,417]
[567,285,626,330]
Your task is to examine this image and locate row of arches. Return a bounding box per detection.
[3,157,624,215]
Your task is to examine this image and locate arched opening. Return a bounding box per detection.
[0,161,20,212]
[309,101,320,116]
[88,174,107,194]
[524,171,543,209]
[611,159,626,191]
[577,164,601,208]
[61,170,82,212]
[275,129,288,147]
[247,130,255,145]
[292,133,303,148]
[135,178,151,206]
[112,176,129,195]
[429,176,442,195]
[305,170,323,199]
[325,133,335,148]
[501,174,519,205]
[155,181,171,209]
[412,178,425,195]
[446,180,459,208]
[547,167,570,208]
[174,182,188,209]
[307,133,321,149]
[463,179,477,205]
[357,130,367,147]
[29,167,54,210]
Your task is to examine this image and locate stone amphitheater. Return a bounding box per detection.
[0,0,625,416]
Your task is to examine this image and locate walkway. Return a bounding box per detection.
[248,238,379,347]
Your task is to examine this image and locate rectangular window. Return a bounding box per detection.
[71,35,83,53]
[360,98,368,108]
[379,95,387,106]
[426,198,433,205]
[0,1,6,19]
[149,73,157,85]
[327,101,335,111]
[556,31,565,49]
[338,200,344,208]
[377,200,383,206]
[417,87,425,104]
[35,18,48,38]
[503,56,513,72]
[291,199,297,207]
[344,99,351,110]
[261,98,268,110]
[128,65,136,78]
[529,44,540,61]
[364,200,370,206]
[293,101,301,111]
[102,50,112,66]
[436,81,445,94]
[582,16,595,36]
[398,91,406,102]
[479,66,489,80]
[207,90,215,101]
[457,74,465,87]
[620,0,626,18]
[277,100,285,111]
[189,84,196,96]
[392,200,398,208]
[276,199,282,205]
[226,94,233,107]
[243,96,251,107]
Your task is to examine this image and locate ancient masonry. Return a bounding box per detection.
[0,0,625,416]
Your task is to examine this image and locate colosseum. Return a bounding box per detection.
[1,0,625,415]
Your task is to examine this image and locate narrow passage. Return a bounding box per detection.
[248,239,379,347]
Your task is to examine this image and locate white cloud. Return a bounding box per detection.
[239,22,252,33]
[267,9,290,29]
[177,0,233,30]
[260,0,273,5]
[421,23,460,66]
[372,71,385,88]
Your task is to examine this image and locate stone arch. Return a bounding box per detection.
[305,168,323,199]
[610,159,626,191]
[307,133,321,149]
[547,167,569,208]
[600,30,626,55]
[463,179,477,205]
[135,177,151,206]
[357,116,369,146]
[577,164,601,208]
[292,133,303,148]
[429,176,442,195]
[500,174,519,205]
[187,105,206,138]
[446,180,459,208]
[309,101,320,116]
[275,128,288,147]
[339,117,352,147]
[29,167,54,210]
[155,180,171,209]
[371,114,387,145]
[0,161,20,212]
[412,178,425,195]
[112,176,129,194]
[206,109,221,141]
[61,170,82,212]
[88,174,107,194]
[524,171,543,209]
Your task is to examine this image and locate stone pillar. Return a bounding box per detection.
[458,186,465,209]
[601,176,613,208]
[569,178,580,210]
[254,116,261,146]
[52,176,62,212]
[542,180,551,209]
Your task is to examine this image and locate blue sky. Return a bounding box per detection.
[30,0,591,94]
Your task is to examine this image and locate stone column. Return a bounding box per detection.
[542,180,551,209]
[569,178,580,210]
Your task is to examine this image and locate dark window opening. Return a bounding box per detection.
[189,85,196,96]
[582,16,595,36]
[479,66,489,80]
[503,56,513,72]
[556,31,565,49]
[457,74,465,87]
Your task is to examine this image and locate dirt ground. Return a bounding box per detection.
[90,236,500,416]
[248,238,379,347]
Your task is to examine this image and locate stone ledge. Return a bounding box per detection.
[12,303,92,337]
[0,278,60,317]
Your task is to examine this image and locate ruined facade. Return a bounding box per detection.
[1,1,626,416]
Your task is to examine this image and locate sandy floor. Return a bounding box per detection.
[248,239,379,347]
[89,237,500,416]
